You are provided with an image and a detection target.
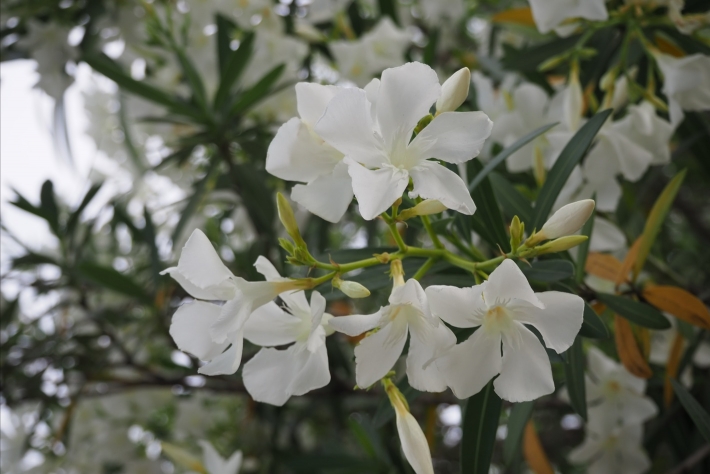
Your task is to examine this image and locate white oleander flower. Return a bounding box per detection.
[164,229,305,375]
[655,52,710,126]
[529,0,608,35]
[266,83,352,223]
[242,290,334,406]
[328,268,456,390]
[386,382,435,474]
[583,347,658,426]
[315,62,492,220]
[305,0,352,23]
[568,418,651,474]
[426,259,584,402]
[199,441,242,474]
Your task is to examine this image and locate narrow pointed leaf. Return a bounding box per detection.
[521,259,574,282]
[467,160,509,251]
[460,380,502,474]
[671,380,710,442]
[230,64,285,116]
[532,109,612,231]
[77,262,152,304]
[597,293,670,329]
[489,173,534,225]
[575,205,595,282]
[564,336,587,420]
[214,31,255,108]
[580,302,609,339]
[503,401,533,465]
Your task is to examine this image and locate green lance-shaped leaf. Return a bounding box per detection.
[461,380,503,474]
[633,169,686,280]
[671,380,710,442]
[580,302,609,339]
[467,160,509,252]
[173,45,209,113]
[597,293,671,330]
[564,336,587,420]
[469,122,557,192]
[66,183,103,236]
[503,401,533,466]
[521,259,574,282]
[229,64,285,116]
[489,173,534,225]
[531,109,612,231]
[40,180,60,234]
[214,31,255,109]
[77,262,152,305]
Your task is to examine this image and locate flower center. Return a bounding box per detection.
[602,379,622,397]
[482,305,513,334]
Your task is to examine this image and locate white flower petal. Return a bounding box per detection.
[347,158,410,220]
[408,161,476,215]
[199,441,242,474]
[484,260,543,308]
[354,317,409,388]
[253,256,282,281]
[376,62,441,154]
[406,321,456,392]
[425,285,485,328]
[494,323,554,402]
[511,291,584,353]
[409,111,492,164]
[315,88,387,168]
[242,345,298,406]
[266,117,342,183]
[436,328,502,399]
[606,130,654,182]
[289,343,331,397]
[170,301,229,361]
[328,309,384,336]
[176,229,234,289]
[291,161,353,223]
[568,437,602,463]
[163,267,236,301]
[295,82,341,126]
[198,337,244,376]
[243,301,299,347]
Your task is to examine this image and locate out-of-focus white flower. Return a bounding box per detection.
[385,381,435,474]
[316,62,492,220]
[242,290,334,406]
[529,0,608,35]
[436,67,471,114]
[427,260,584,402]
[329,262,456,390]
[419,0,466,25]
[199,441,242,474]
[583,347,658,426]
[569,419,651,474]
[655,52,710,126]
[266,83,352,222]
[330,18,411,86]
[304,0,351,23]
[589,217,627,253]
[164,230,305,375]
[16,20,78,99]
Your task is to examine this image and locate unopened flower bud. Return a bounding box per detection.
[391,259,405,288]
[277,192,306,247]
[333,277,370,298]
[398,200,447,220]
[537,235,589,254]
[510,215,523,250]
[527,199,595,246]
[436,67,471,114]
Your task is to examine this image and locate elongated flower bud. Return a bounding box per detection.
[383,379,434,474]
[277,192,306,247]
[527,200,595,246]
[436,67,470,114]
[537,235,589,255]
[333,277,371,298]
[398,200,447,220]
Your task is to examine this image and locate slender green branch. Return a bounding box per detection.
[412,258,438,281]
[420,215,444,249]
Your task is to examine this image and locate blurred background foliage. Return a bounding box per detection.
[1,0,709,473]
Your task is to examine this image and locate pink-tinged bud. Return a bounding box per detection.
[436,68,471,113]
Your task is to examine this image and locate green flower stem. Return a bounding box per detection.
[382,213,409,252]
[412,257,438,281]
[420,214,444,249]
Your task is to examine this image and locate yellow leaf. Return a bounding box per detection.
[634,170,686,280]
[523,421,554,474]
[614,315,653,379]
[654,33,685,58]
[492,7,536,26]
[616,237,641,287]
[642,285,710,330]
[585,253,623,281]
[664,333,685,407]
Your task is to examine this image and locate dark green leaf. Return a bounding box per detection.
[215,14,237,73]
[597,293,670,329]
[143,207,161,286]
[377,0,400,25]
[564,336,587,420]
[502,35,580,73]
[283,454,382,473]
[531,109,612,231]
[461,380,502,474]
[9,192,52,223]
[503,401,533,465]
[173,45,209,111]
[67,183,103,235]
[230,64,285,116]
[171,159,219,245]
[40,180,60,233]
[214,31,255,109]
[77,262,152,304]
[521,259,574,282]
[580,302,609,339]
[12,253,61,268]
[671,380,710,442]
[469,123,557,192]
[489,173,534,225]
[467,160,510,252]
